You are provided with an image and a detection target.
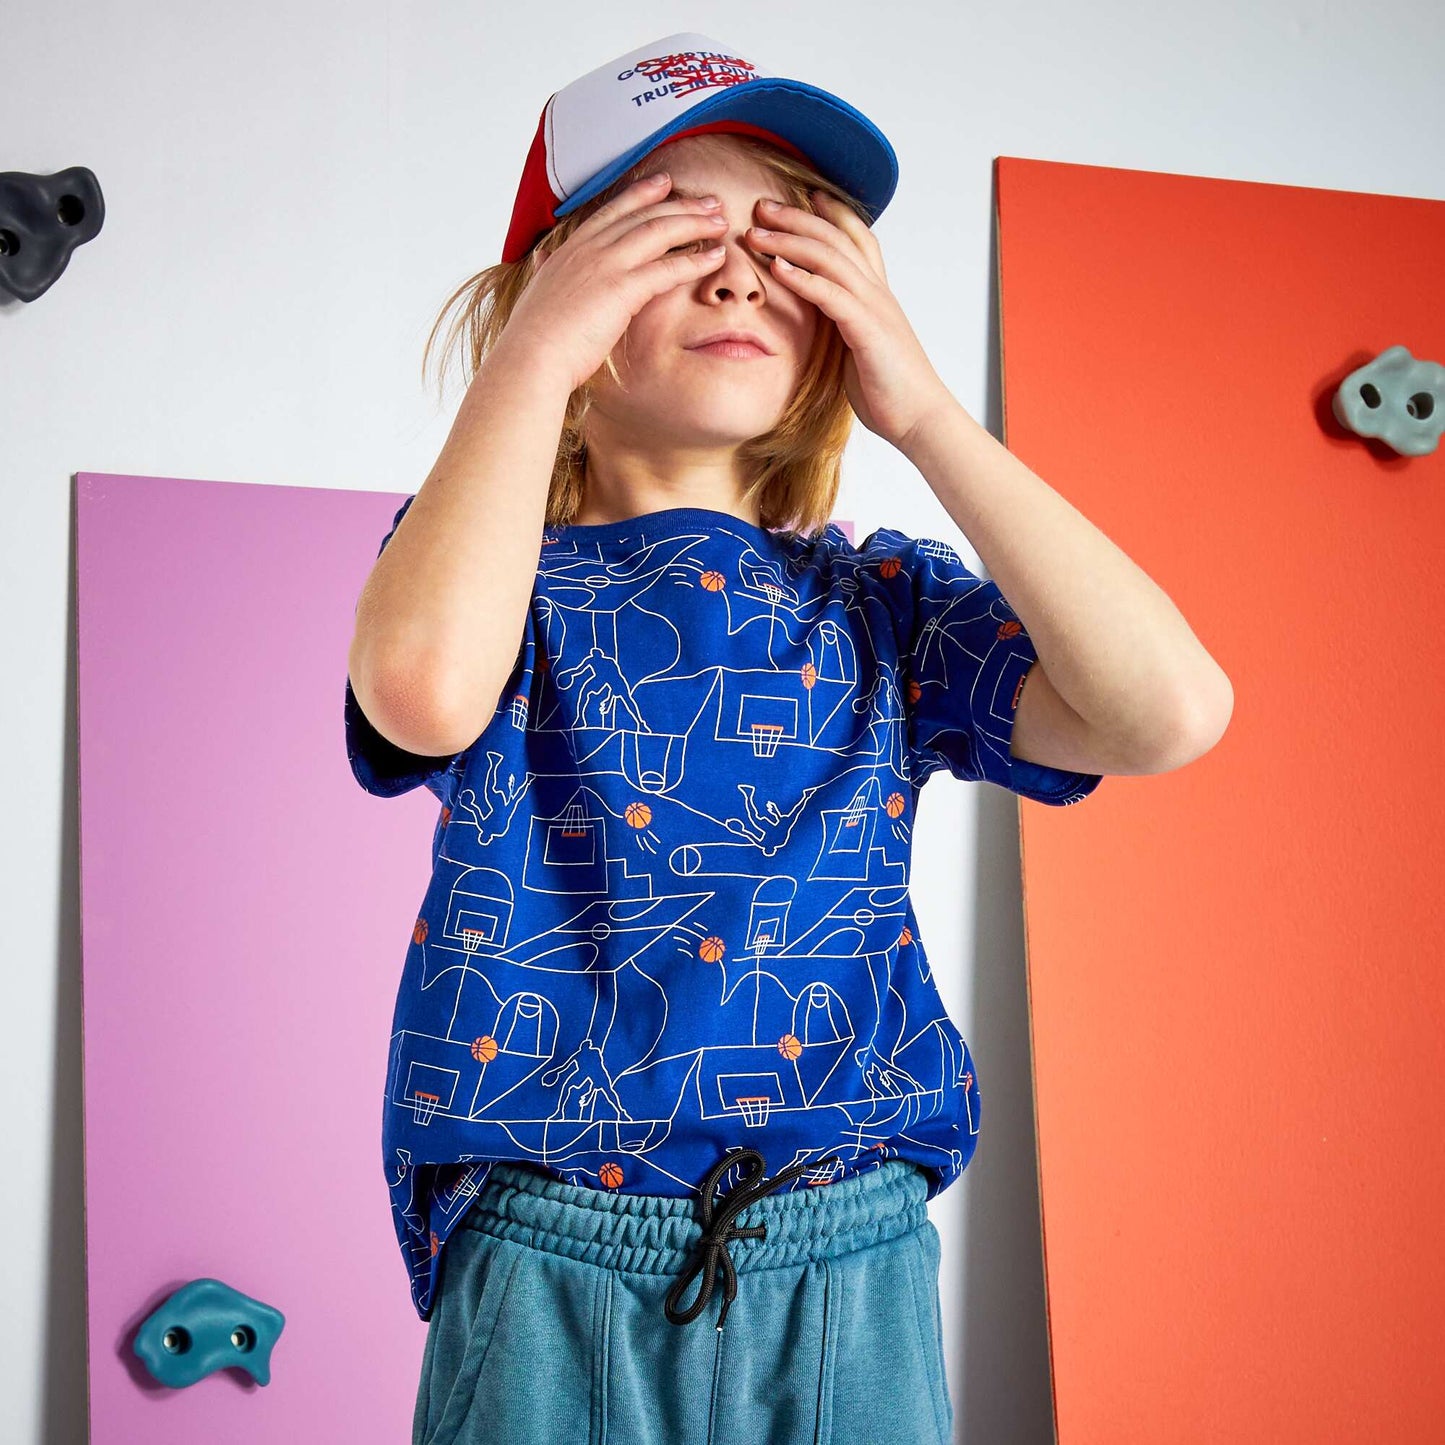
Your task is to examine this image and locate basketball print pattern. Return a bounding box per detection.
[344,499,1103,1320]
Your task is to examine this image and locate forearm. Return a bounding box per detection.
[349,338,573,749]
[900,396,1232,762]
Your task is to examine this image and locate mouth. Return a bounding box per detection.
[685,339,772,360]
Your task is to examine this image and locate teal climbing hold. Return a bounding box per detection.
[133,1278,285,1388]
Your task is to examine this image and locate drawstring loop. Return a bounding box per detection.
[663,1147,841,1331]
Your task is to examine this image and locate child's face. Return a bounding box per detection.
[585,137,820,458]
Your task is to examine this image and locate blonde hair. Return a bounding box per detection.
[420,133,873,538]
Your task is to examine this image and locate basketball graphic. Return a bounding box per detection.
[879,554,903,579]
[429,1230,440,1257]
[701,569,726,591]
[624,800,652,829]
[997,619,1022,640]
[599,1161,624,1189]
[801,661,817,689]
[778,1033,802,1059]
[898,925,913,946]
[440,805,451,826]
[698,935,726,962]
[906,677,922,705]
[885,791,906,817]
[413,917,428,945]
[471,1035,498,1063]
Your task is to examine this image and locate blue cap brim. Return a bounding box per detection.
[553,76,899,225]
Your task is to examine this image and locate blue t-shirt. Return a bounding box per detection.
[345,498,1102,1320]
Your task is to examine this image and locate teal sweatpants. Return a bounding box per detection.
[412,1153,954,1445]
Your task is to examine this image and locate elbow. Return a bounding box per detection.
[349,638,473,758]
[1193,670,1235,750]
[1152,672,1234,772]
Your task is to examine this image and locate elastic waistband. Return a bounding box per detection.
[459,1157,929,1276]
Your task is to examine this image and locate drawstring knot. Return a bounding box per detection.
[663,1147,841,1331]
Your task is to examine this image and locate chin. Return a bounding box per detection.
[651,385,788,430]
[667,414,784,445]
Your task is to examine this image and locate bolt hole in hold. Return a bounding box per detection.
[1354,383,1434,418]
[231,1325,256,1352]
[0,194,86,241]
[162,1327,192,1354]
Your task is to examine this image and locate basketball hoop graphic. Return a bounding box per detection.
[734,1095,772,1127]
[761,581,783,604]
[749,722,783,758]
[411,1090,441,1127]
[559,800,589,838]
[803,1155,844,1185]
[460,928,485,954]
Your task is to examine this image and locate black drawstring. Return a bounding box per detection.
[663,1147,841,1332]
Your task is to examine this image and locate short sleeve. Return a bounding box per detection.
[871,529,1103,806]
[345,494,470,800]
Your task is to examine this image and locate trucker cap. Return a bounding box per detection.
[502,31,899,263]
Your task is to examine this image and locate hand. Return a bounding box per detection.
[744,190,954,451]
[497,173,734,395]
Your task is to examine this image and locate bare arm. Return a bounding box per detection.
[347,336,574,758]
[348,173,736,760]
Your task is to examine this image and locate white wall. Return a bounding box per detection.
[4,4,1441,1440]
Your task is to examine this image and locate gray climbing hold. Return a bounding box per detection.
[1333,344,1443,456]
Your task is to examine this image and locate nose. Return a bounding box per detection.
[705,233,768,301]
